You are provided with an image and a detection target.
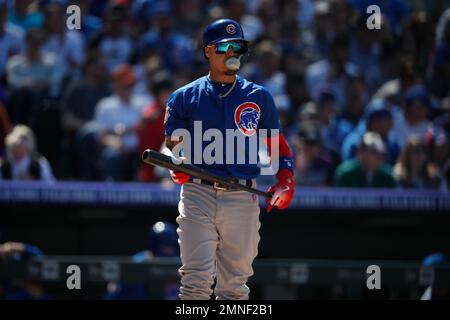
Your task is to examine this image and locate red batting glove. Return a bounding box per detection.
[170,170,190,184]
[169,156,190,185]
[266,169,295,213]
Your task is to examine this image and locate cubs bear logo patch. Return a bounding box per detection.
[234,102,261,136]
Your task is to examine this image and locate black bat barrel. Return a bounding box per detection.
[142,149,272,198]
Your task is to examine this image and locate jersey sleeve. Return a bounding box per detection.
[258,88,281,135]
[257,88,294,174]
[164,90,187,136]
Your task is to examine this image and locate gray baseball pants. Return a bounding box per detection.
[176,181,261,300]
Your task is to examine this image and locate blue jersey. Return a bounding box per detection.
[164,75,281,179]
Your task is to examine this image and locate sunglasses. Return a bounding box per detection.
[209,41,248,55]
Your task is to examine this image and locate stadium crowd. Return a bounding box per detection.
[0,0,449,190]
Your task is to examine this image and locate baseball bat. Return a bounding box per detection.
[142,149,272,198]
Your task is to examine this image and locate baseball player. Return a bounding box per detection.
[164,19,295,300]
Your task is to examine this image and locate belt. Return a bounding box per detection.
[190,178,255,191]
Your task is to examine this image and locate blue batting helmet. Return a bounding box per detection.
[203,18,247,46]
[422,252,448,266]
[147,221,179,257]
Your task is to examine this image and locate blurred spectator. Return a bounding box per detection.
[243,40,286,102]
[285,72,309,115]
[435,8,450,46]
[130,0,170,27]
[138,2,194,72]
[71,0,103,41]
[393,136,446,190]
[92,3,133,74]
[342,106,400,165]
[339,73,368,127]
[131,49,161,100]
[393,85,432,148]
[7,0,43,32]
[293,123,335,186]
[372,57,421,108]
[425,126,449,170]
[305,34,359,110]
[365,42,401,94]
[6,27,56,127]
[218,0,245,26]
[40,0,86,96]
[172,0,203,38]
[145,221,179,258]
[61,53,110,179]
[0,241,43,262]
[430,8,450,99]
[432,102,450,190]
[104,221,180,300]
[294,87,352,159]
[6,24,63,170]
[61,53,109,136]
[0,124,54,181]
[329,0,353,37]
[0,0,24,78]
[0,101,12,156]
[334,132,396,188]
[296,0,315,29]
[434,97,450,138]
[403,10,433,75]
[279,20,310,75]
[137,70,173,182]
[6,27,56,91]
[420,253,449,300]
[93,64,148,181]
[0,241,49,300]
[349,14,381,75]
[88,0,109,18]
[253,0,279,40]
[310,0,333,60]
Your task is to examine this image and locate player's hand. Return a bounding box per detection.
[170,170,190,184]
[169,156,190,185]
[266,169,294,213]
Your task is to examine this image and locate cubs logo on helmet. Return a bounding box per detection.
[234,102,261,136]
[226,24,236,34]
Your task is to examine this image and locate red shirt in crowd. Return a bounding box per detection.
[137,101,165,182]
